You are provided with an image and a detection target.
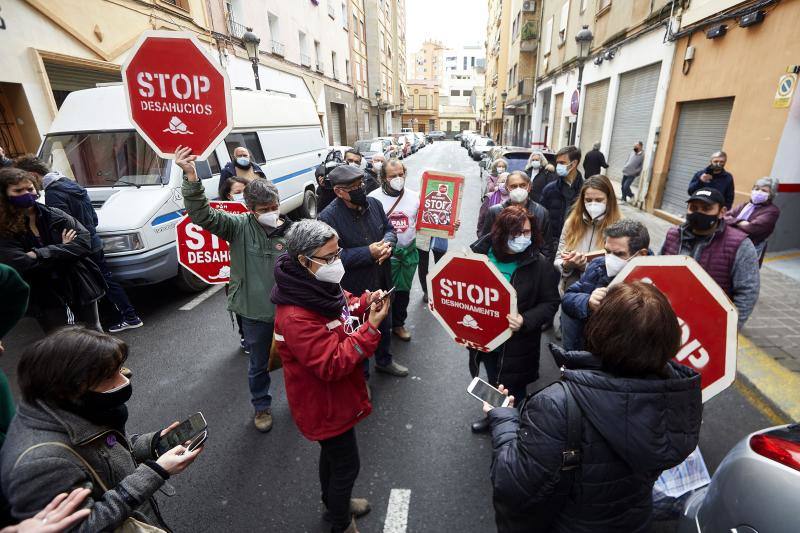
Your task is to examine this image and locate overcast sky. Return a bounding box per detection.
[405,0,488,52]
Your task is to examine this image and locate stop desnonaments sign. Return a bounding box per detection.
[427,252,517,352]
[611,255,738,402]
[122,30,232,160]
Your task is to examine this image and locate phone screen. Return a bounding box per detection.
[469,379,507,408]
[156,413,207,456]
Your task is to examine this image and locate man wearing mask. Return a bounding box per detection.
[620,141,644,203]
[582,142,609,179]
[661,188,759,328]
[561,219,650,350]
[540,146,584,244]
[176,146,291,433]
[217,146,267,199]
[688,151,734,209]
[368,159,419,342]
[480,171,555,262]
[351,150,379,194]
[319,165,409,377]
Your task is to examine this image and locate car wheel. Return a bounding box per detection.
[175,266,211,293]
[297,188,318,219]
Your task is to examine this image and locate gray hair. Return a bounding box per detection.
[285,219,338,259]
[507,170,531,184]
[380,158,406,180]
[490,158,509,172]
[593,142,601,150]
[755,176,780,200]
[711,150,727,160]
[604,219,650,254]
[243,178,279,210]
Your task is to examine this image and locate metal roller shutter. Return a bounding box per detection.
[607,63,661,183]
[661,98,734,215]
[330,103,344,145]
[551,92,564,150]
[578,79,610,166]
[43,60,121,92]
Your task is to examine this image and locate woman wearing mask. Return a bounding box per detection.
[219,176,250,203]
[0,168,104,333]
[177,146,291,433]
[272,220,390,533]
[477,172,510,237]
[555,175,622,293]
[526,150,556,203]
[724,177,781,264]
[483,158,509,198]
[468,206,560,433]
[1,326,203,531]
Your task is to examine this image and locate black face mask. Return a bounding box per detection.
[686,211,719,232]
[347,187,368,207]
[707,163,724,174]
[72,381,132,430]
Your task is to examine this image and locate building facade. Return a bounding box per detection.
[438,43,485,137]
[484,0,511,141]
[404,79,439,132]
[364,0,407,135]
[347,0,374,141]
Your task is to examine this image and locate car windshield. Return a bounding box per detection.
[355,140,383,153]
[39,131,171,188]
[505,154,531,172]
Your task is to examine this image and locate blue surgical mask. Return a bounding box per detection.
[556,164,569,177]
[236,157,250,167]
[507,235,532,253]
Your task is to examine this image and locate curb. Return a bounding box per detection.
[736,334,800,423]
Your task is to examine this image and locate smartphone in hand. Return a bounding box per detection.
[156,412,207,456]
[467,378,511,408]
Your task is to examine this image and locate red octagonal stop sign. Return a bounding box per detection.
[427,252,517,352]
[611,256,738,402]
[122,30,232,160]
[176,201,249,284]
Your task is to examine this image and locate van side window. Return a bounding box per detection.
[194,152,221,180]
[225,132,266,165]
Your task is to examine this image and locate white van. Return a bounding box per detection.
[38,85,326,291]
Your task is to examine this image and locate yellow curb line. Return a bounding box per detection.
[736,334,800,423]
[763,251,800,263]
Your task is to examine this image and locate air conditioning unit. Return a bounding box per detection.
[522,0,536,12]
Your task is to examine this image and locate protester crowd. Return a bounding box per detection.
[0,134,781,533]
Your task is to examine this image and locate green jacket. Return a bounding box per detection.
[181,179,290,322]
[0,264,29,448]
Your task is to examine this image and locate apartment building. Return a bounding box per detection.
[364,0,407,135]
[405,79,440,132]
[348,0,374,141]
[484,0,511,141]
[408,39,447,84]
[438,43,485,137]
[501,0,540,147]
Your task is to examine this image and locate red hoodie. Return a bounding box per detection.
[274,292,381,441]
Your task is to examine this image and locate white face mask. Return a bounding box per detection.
[508,187,529,204]
[373,162,383,172]
[389,176,405,191]
[257,211,280,228]
[232,193,244,202]
[348,161,361,168]
[605,253,629,278]
[530,160,541,170]
[309,257,346,284]
[585,201,607,220]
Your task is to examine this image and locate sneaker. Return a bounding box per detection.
[375,361,409,377]
[240,337,250,354]
[392,326,411,341]
[108,318,143,333]
[254,409,273,433]
[422,294,429,304]
[323,498,371,522]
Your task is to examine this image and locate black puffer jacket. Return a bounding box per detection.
[488,346,702,533]
[468,235,560,387]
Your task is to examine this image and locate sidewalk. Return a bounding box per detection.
[617,201,800,421]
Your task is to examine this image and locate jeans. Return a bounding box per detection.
[36,302,102,333]
[92,250,138,322]
[481,351,527,408]
[418,249,446,295]
[319,428,360,532]
[240,317,274,411]
[392,290,410,328]
[560,311,586,351]
[621,174,636,201]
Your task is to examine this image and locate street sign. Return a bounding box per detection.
[175,201,248,284]
[611,256,738,402]
[426,251,517,352]
[570,89,580,115]
[416,171,464,238]
[773,72,797,109]
[122,30,233,160]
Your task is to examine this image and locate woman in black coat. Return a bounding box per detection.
[485,282,703,533]
[469,205,560,433]
[0,168,104,333]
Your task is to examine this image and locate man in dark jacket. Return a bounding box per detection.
[561,220,650,350]
[318,164,408,377]
[541,146,584,243]
[687,151,734,209]
[13,156,142,333]
[582,142,608,179]
[620,141,644,203]
[480,171,556,262]
[217,146,267,199]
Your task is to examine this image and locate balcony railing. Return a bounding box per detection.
[300,54,312,67]
[491,73,498,87]
[520,20,539,52]
[271,40,285,56]
[517,77,534,97]
[227,17,247,40]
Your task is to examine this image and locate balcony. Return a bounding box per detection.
[520,20,538,52]
[327,1,336,19]
[316,62,325,74]
[516,77,534,97]
[227,17,247,40]
[300,54,312,67]
[491,73,498,87]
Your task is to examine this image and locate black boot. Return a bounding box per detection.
[471,416,491,434]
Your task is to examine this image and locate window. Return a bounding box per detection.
[225,132,265,164]
[195,151,221,180]
[345,59,350,83]
[450,89,460,96]
[331,51,337,78]
[463,89,472,97]
[353,14,358,37]
[364,112,370,132]
[558,1,569,46]
[419,94,428,108]
[580,0,588,12]
[543,16,553,55]
[471,56,475,67]
[267,12,279,42]
[341,3,348,28]
[463,56,467,70]
[314,40,322,69]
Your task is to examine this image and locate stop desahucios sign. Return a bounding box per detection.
[427,251,517,352]
[122,30,232,160]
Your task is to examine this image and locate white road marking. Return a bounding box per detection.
[383,489,411,533]
[179,284,225,311]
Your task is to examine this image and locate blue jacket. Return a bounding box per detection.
[540,172,583,242]
[561,257,612,321]
[43,174,102,252]
[217,161,266,198]
[318,197,397,295]
[687,167,734,209]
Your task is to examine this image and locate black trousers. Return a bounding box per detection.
[417,248,446,295]
[35,301,102,334]
[319,427,360,532]
[392,290,411,328]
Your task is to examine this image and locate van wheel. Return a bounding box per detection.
[175,266,211,293]
[297,189,318,219]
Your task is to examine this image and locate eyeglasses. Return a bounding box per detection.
[311,248,343,265]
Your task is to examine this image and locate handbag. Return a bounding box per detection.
[14,442,167,533]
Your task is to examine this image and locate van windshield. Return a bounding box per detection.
[39,131,171,188]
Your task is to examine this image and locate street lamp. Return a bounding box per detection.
[500,90,508,144]
[375,90,383,136]
[571,24,594,144]
[242,28,261,91]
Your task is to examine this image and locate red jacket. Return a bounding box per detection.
[274,292,380,441]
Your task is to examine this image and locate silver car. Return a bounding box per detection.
[678,423,800,533]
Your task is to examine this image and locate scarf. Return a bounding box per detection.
[736,202,757,222]
[271,253,347,318]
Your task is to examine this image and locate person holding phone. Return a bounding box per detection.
[467,206,560,434]
[272,220,389,533]
[1,327,203,531]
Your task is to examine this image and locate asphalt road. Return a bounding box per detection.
[0,141,777,532]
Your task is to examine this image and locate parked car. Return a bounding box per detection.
[427,130,446,141]
[480,146,533,178]
[456,129,474,142]
[376,136,401,159]
[391,133,412,158]
[462,132,480,149]
[353,139,387,163]
[470,136,496,160]
[678,423,800,533]
[414,132,427,148]
[407,134,422,153]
